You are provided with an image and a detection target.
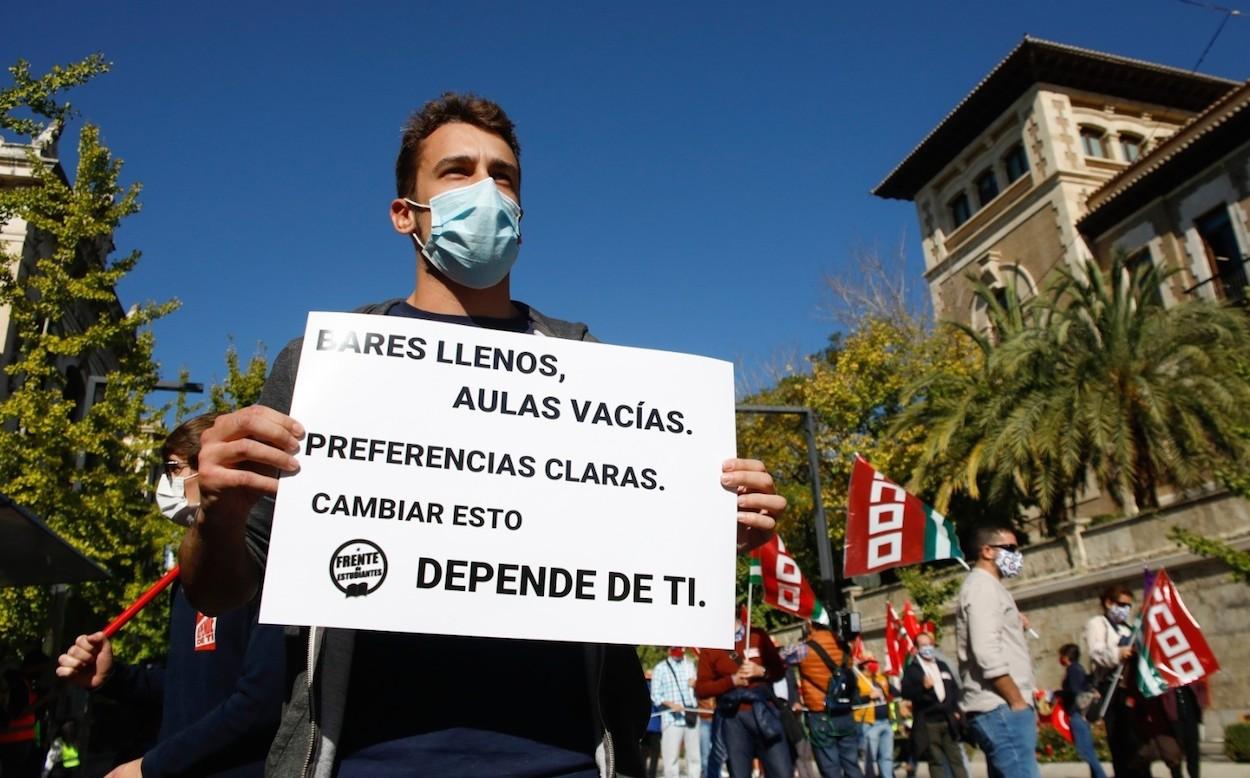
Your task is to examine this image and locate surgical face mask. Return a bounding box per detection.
[1107,604,1131,624]
[918,646,936,660]
[155,473,197,527]
[995,548,1024,579]
[404,178,522,289]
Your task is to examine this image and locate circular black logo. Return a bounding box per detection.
[329,539,388,597]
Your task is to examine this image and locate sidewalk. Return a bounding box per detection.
[954,762,1241,777]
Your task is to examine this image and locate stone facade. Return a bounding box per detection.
[844,492,1250,741]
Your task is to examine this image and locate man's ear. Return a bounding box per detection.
[390,198,417,234]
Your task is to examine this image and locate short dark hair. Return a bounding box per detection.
[969,525,1015,555]
[1058,643,1080,663]
[395,92,521,198]
[1100,584,1132,605]
[161,413,220,469]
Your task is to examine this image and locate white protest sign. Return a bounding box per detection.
[259,311,738,648]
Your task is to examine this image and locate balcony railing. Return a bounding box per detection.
[1183,257,1250,306]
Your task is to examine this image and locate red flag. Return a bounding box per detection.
[902,601,921,640]
[749,535,828,623]
[844,456,965,577]
[851,636,865,662]
[1137,568,1220,696]
[1051,696,1074,743]
[884,602,915,676]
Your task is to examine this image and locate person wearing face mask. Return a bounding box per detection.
[853,651,894,778]
[695,611,790,777]
[1085,584,1146,777]
[900,632,966,778]
[650,648,700,778]
[181,93,787,778]
[955,526,1040,778]
[55,414,286,778]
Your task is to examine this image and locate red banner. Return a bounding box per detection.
[844,456,964,577]
[749,535,827,623]
[902,601,921,640]
[884,601,913,676]
[1140,569,1220,691]
[1050,697,1073,743]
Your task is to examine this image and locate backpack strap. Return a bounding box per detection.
[806,640,840,673]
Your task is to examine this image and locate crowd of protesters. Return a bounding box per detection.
[0,89,1214,778]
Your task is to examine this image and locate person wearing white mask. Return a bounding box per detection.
[900,632,966,778]
[955,526,1039,778]
[56,414,285,778]
[1084,584,1142,777]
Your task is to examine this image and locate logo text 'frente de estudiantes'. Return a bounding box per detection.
[329,539,388,597]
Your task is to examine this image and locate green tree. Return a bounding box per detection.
[0,56,178,661]
[896,567,960,640]
[0,57,181,660]
[737,309,976,621]
[208,339,267,413]
[901,256,1250,532]
[1170,527,1250,586]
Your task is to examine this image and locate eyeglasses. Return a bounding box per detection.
[163,460,191,477]
[988,543,1019,553]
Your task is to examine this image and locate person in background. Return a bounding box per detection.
[651,647,701,778]
[901,632,966,778]
[695,610,790,778]
[854,651,893,778]
[1057,644,1107,778]
[796,623,862,778]
[1085,584,1140,777]
[56,414,285,778]
[956,526,1039,778]
[643,670,662,778]
[40,720,80,778]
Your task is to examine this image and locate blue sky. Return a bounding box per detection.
[7,1,1248,401]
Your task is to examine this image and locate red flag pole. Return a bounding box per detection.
[103,566,180,638]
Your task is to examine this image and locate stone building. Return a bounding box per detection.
[0,125,123,413]
[863,37,1250,746]
[872,36,1246,328]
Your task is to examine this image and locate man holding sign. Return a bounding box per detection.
[180,93,785,777]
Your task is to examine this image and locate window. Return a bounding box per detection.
[1195,206,1248,303]
[975,169,999,208]
[948,193,972,229]
[1080,127,1108,159]
[1125,248,1162,306]
[1003,144,1029,184]
[1120,134,1143,163]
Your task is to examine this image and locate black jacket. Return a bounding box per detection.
[900,657,960,722]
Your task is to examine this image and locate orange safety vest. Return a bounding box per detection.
[0,686,36,744]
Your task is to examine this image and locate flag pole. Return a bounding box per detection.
[745,578,754,649]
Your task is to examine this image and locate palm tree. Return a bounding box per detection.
[899,255,1250,532]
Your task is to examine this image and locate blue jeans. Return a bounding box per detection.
[967,705,1041,778]
[806,713,862,778]
[722,707,792,778]
[861,720,893,778]
[700,716,714,777]
[1070,712,1107,778]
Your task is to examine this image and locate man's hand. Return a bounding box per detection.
[105,757,142,778]
[55,632,112,690]
[197,406,304,525]
[1120,646,1134,661]
[721,459,785,552]
[1009,701,1032,712]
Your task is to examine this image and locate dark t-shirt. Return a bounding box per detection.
[1060,662,1091,710]
[335,301,597,777]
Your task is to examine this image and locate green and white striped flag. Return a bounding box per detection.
[748,557,763,585]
